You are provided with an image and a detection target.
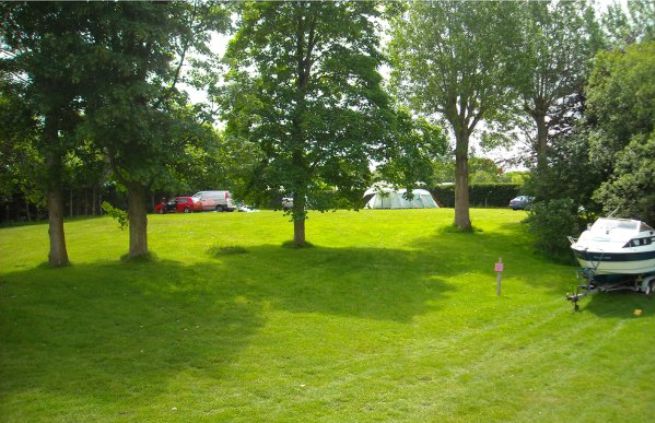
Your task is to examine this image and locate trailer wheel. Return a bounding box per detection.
[647,281,655,296]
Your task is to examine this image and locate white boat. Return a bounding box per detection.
[570,218,655,275]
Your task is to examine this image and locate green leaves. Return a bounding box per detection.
[376,111,447,191]
[603,0,655,48]
[576,38,655,222]
[223,1,394,221]
[391,1,521,121]
[516,1,601,166]
[78,2,228,189]
[593,130,655,224]
[390,1,522,230]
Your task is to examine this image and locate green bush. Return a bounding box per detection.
[431,184,521,208]
[526,198,580,261]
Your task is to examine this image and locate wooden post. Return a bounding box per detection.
[495,257,504,296]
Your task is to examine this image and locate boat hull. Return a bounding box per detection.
[573,248,655,275]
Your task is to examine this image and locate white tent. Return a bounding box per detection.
[364,187,438,209]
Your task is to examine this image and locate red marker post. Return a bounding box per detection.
[494,257,504,296]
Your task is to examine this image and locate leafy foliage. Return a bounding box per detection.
[524,127,603,216]
[389,1,522,230]
[223,1,394,244]
[586,41,655,222]
[594,132,655,224]
[431,157,517,186]
[515,1,602,168]
[101,201,128,231]
[526,198,580,261]
[603,0,655,48]
[0,92,43,203]
[375,111,448,192]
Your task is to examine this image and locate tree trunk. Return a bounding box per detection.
[69,189,74,218]
[44,113,70,267]
[127,182,148,258]
[293,217,306,246]
[535,113,548,170]
[47,187,69,266]
[454,130,472,231]
[92,186,97,216]
[292,193,306,246]
[25,198,32,222]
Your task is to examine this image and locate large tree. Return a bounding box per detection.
[81,2,228,259]
[1,3,94,266]
[517,1,601,169]
[223,1,394,246]
[390,1,521,230]
[586,41,655,223]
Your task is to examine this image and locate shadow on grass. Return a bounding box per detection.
[413,222,655,319]
[409,222,578,295]
[1,259,265,412]
[579,290,655,318]
[217,245,457,322]
[0,245,456,408]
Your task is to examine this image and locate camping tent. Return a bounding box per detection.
[364,187,438,209]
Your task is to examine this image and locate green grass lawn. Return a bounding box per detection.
[1,209,654,422]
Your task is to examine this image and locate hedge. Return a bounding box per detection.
[431,184,522,208]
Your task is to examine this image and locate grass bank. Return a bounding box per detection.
[1,209,653,422]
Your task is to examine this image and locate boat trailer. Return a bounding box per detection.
[566,270,655,311]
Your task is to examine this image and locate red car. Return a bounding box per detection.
[154,196,201,214]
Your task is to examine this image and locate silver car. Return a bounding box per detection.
[509,195,534,210]
[281,196,293,211]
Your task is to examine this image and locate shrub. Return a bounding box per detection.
[431,184,521,208]
[526,198,580,261]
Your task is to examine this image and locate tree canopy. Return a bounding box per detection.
[1,2,95,265]
[223,1,396,246]
[516,0,601,168]
[80,2,228,259]
[1,2,229,261]
[603,0,655,48]
[390,1,522,230]
[586,41,655,223]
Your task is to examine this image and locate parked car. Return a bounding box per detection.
[281,196,293,211]
[155,198,176,214]
[236,201,257,213]
[173,196,200,213]
[509,195,534,210]
[280,195,313,211]
[192,190,236,212]
[154,196,200,213]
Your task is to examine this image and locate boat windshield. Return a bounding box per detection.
[640,222,654,232]
[591,218,638,233]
